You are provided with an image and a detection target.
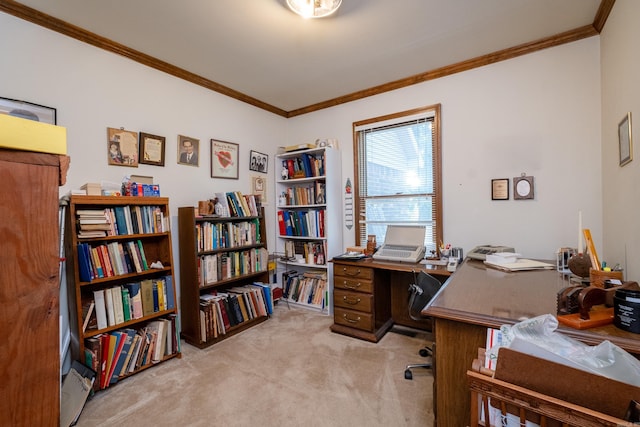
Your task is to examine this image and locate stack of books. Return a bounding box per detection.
[76,208,111,238]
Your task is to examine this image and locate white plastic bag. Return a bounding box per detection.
[487,314,640,387]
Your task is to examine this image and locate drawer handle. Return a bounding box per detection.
[342,314,361,324]
[343,281,362,289]
[342,296,361,305]
[342,268,361,276]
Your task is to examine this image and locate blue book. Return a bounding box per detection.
[252,282,273,315]
[109,328,136,384]
[283,210,293,236]
[113,207,128,235]
[151,281,159,312]
[164,276,175,310]
[78,243,93,282]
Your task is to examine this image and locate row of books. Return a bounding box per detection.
[77,240,150,282]
[76,205,168,239]
[199,283,273,342]
[84,315,179,391]
[212,191,262,218]
[277,209,325,238]
[197,247,269,287]
[196,218,261,252]
[282,270,328,307]
[85,277,175,331]
[281,151,325,179]
[279,181,326,206]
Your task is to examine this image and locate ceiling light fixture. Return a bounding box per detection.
[286,0,342,19]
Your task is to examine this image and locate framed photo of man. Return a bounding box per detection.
[178,135,199,166]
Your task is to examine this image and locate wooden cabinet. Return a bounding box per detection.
[0,149,68,426]
[330,261,393,342]
[275,147,342,312]
[65,195,181,390]
[178,206,270,349]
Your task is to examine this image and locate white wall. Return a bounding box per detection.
[289,37,603,261]
[601,0,640,279]
[0,12,286,222]
[1,12,607,267]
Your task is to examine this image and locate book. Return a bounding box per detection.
[164,275,175,310]
[84,335,102,392]
[109,328,136,384]
[77,243,93,282]
[60,362,94,427]
[93,289,108,330]
[104,331,126,386]
[137,240,149,270]
[121,287,131,322]
[102,333,118,388]
[111,286,125,325]
[82,300,95,333]
[125,282,143,319]
[140,279,155,316]
[104,286,116,327]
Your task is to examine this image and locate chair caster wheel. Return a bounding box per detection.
[404,369,413,380]
[419,348,430,357]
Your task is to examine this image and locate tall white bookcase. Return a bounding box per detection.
[275,147,342,314]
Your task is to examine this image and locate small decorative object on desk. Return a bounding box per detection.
[567,253,591,278]
[366,235,376,256]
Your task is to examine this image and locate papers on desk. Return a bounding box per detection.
[484,259,554,272]
[333,252,366,260]
[484,253,554,272]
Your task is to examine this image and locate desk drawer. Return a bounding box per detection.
[334,265,374,280]
[334,276,373,293]
[334,289,373,312]
[334,307,373,332]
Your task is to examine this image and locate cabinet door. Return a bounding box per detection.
[0,151,61,426]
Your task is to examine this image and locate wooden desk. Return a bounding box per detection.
[330,258,450,342]
[423,259,640,427]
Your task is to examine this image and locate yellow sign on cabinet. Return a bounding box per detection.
[0,114,67,154]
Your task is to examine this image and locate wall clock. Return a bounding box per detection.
[513,175,534,200]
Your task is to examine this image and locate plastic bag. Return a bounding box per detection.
[487,314,640,387]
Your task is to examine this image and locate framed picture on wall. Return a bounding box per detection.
[139,132,166,166]
[619,112,633,166]
[107,127,139,167]
[177,135,200,166]
[211,139,239,179]
[0,97,56,125]
[249,150,268,173]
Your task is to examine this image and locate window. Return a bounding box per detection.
[353,104,442,256]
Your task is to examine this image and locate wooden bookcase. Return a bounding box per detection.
[0,149,68,426]
[65,195,181,390]
[275,147,342,313]
[178,205,270,349]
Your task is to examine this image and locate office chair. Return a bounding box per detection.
[404,271,443,380]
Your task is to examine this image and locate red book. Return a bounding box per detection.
[277,211,286,235]
[99,333,110,389]
[105,331,127,386]
[286,159,295,179]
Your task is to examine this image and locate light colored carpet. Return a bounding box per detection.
[75,305,434,426]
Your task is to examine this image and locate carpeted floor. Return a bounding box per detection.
[75,305,434,426]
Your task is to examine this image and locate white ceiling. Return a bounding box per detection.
[13,0,602,113]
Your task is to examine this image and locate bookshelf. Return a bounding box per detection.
[178,201,272,349]
[275,147,342,313]
[65,195,181,391]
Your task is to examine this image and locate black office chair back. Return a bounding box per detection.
[408,271,442,321]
